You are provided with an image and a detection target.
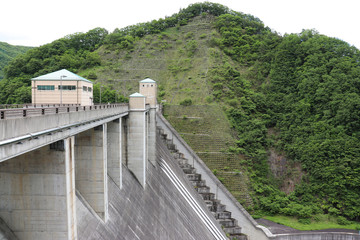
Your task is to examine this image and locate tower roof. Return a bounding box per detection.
[129,92,145,98]
[31,69,92,83]
[140,78,156,83]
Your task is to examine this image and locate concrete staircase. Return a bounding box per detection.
[158,127,247,240]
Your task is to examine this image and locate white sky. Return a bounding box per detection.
[1,0,359,49]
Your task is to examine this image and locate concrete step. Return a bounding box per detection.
[179,163,193,169]
[172,152,183,159]
[195,186,210,194]
[212,202,226,213]
[167,143,176,150]
[199,192,215,201]
[190,179,206,187]
[182,167,196,174]
[178,158,189,165]
[186,173,201,181]
[224,226,242,235]
[217,218,238,228]
[173,151,185,159]
[214,211,231,219]
[228,234,248,240]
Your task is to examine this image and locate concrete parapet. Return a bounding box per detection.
[0,105,128,142]
[271,233,360,240]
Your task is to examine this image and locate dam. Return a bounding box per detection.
[1,75,359,240]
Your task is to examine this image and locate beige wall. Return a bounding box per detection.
[139,83,157,107]
[32,80,93,106]
[129,97,146,110]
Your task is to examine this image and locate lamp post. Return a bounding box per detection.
[60,75,67,105]
[100,85,102,105]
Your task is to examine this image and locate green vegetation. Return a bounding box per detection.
[263,215,360,231]
[1,28,107,104]
[0,41,32,80]
[1,2,359,228]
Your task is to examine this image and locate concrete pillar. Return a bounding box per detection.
[122,117,128,166]
[147,108,157,165]
[64,137,77,240]
[139,78,157,165]
[75,125,108,222]
[107,118,122,189]
[128,93,147,187]
[0,138,76,240]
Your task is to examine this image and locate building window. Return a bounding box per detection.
[83,86,88,91]
[88,87,92,92]
[37,85,55,90]
[58,85,76,90]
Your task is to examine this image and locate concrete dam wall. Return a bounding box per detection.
[76,134,225,240]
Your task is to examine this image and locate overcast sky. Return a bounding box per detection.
[1,0,359,49]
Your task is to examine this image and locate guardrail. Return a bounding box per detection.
[0,103,80,109]
[0,104,128,120]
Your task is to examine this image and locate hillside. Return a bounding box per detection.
[0,41,32,80]
[1,2,360,227]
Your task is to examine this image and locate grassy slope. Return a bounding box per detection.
[81,15,254,208]
[0,42,32,79]
[263,215,360,231]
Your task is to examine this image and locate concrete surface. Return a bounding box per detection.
[75,133,225,240]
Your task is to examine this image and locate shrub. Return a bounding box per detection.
[205,95,213,103]
[180,98,193,106]
[200,33,207,39]
[337,216,350,225]
[298,218,311,225]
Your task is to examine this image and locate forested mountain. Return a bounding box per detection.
[0,41,32,80]
[1,2,359,227]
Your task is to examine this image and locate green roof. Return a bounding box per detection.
[31,69,92,83]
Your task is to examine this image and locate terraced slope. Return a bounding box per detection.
[87,15,221,105]
[164,105,253,208]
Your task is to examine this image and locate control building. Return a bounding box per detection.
[31,69,93,106]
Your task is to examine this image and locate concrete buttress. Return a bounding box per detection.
[107,118,122,189]
[0,138,77,240]
[75,125,108,222]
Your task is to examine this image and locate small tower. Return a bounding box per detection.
[139,78,157,167]
[139,78,157,108]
